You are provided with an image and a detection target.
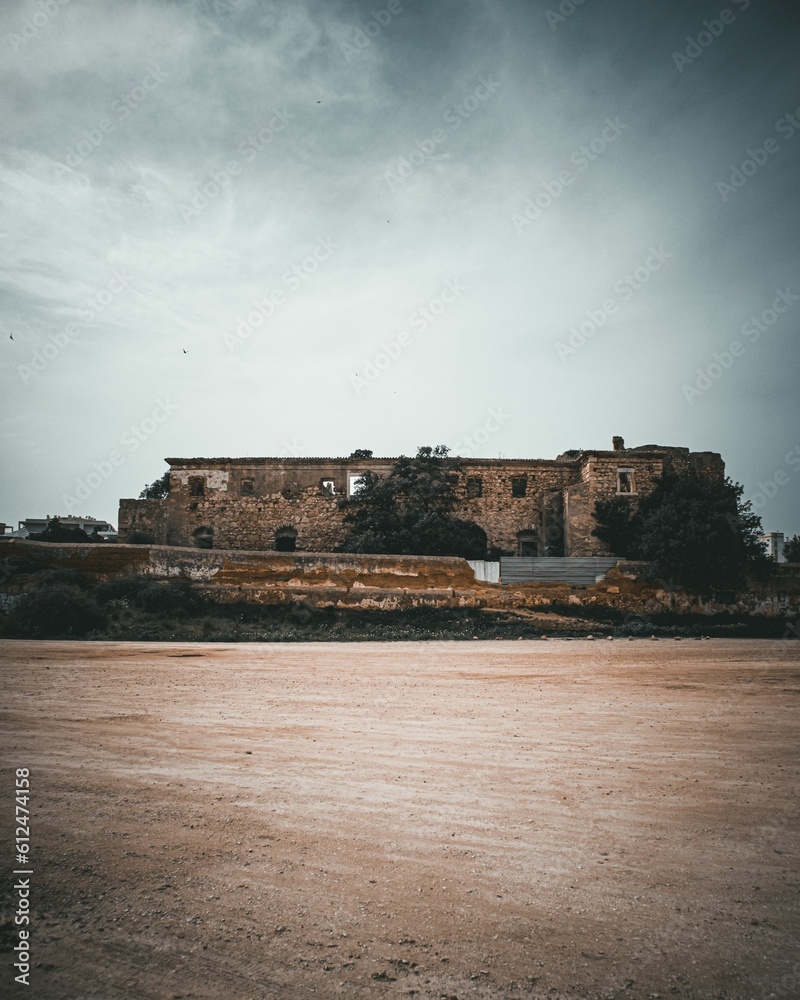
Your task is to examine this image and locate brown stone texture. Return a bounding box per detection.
[117,443,725,556]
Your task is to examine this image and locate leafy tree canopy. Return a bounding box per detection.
[783,534,800,563]
[338,445,486,559]
[593,472,772,594]
[32,518,92,543]
[139,471,170,499]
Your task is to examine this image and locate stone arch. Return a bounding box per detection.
[193,525,214,549]
[274,525,298,552]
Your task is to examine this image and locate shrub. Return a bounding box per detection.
[32,521,92,543]
[8,584,106,638]
[137,581,203,617]
[94,575,149,605]
[127,530,155,545]
[593,472,772,594]
[33,568,89,590]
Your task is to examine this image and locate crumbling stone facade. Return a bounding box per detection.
[118,439,724,557]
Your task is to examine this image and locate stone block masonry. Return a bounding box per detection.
[118,439,724,558]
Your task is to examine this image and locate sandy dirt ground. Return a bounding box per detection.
[1,639,799,1000]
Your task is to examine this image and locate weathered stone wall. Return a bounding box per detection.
[118,499,173,544]
[0,539,477,591]
[564,451,726,556]
[167,457,397,498]
[161,487,347,553]
[563,482,595,556]
[566,455,665,556]
[665,450,725,478]
[578,455,664,498]
[455,461,576,555]
[121,457,585,555]
[118,444,724,557]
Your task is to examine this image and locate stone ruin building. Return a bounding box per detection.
[118,437,724,558]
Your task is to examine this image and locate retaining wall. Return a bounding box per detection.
[0,539,477,591]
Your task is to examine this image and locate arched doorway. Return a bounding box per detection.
[193,526,214,549]
[274,526,297,552]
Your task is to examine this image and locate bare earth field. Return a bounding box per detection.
[1,639,799,1000]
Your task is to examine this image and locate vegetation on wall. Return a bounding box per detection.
[783,535,800,563]
[338,445,487,559]
[139,472,170,499]
[593,471,772,593]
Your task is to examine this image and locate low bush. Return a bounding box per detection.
[7,584,106,638]
[127,531,155,545]
[137,581,203,617]
[94,576,150,605]
[32,568,89,590]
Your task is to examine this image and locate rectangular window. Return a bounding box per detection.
[188,476,205,497]
[511,476,527,498]
[240,479,254,495]
[466,477,483,499]
[321,479,336,495]
[616,469,636,494]
[348,473,367,497]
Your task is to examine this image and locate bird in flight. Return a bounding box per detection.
[183,349,188,354]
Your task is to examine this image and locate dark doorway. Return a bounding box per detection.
[274,527,297,552]
[193,526,213,549]
[517,530,538,556]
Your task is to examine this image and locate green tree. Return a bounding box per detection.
[591,496,639,558]
[32,518,92,543]
[139,471,170,499]
[783,534,800,562]
[338,445,487,559]
[592,472,772,593]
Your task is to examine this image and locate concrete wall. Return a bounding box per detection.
[467,560,500,584]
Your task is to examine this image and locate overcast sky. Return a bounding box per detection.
[1,0,798,536]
